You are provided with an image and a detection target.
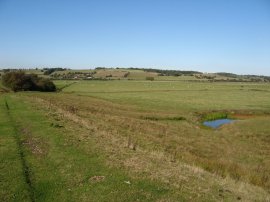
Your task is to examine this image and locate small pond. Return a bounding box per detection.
[203,119,234,129]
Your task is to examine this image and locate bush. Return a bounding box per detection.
[123,72,130,78]
[2,71,56,92]
[146,76,154,81]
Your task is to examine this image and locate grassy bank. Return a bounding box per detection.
[1,95,187,201]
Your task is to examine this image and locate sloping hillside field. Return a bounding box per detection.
[1,80,270,201]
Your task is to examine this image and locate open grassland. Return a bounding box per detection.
[59,80,270,111]
[1,80,270,201]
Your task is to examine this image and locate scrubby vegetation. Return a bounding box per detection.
[142,116,186,121]
[2,71,56,92]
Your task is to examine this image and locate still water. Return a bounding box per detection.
[203,119,234,129]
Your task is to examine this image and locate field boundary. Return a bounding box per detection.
[57,81,77,92]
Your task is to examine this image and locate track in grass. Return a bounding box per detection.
[4,98,35,202]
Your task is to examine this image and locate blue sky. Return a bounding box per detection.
[0,0,269,75]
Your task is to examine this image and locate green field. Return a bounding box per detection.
[1,79,270,201]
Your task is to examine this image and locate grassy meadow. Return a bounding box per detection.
[1,76,270,201]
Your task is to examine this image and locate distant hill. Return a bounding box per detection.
[1,68,270,82]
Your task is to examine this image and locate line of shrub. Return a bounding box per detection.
[142,116,186,121]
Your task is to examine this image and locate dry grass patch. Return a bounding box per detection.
[21,127,49,157]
